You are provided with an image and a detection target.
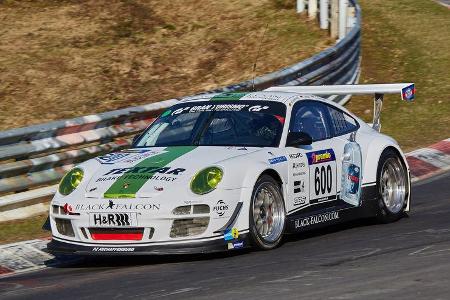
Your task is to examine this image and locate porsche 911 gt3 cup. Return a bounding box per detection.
[47,83,415,255]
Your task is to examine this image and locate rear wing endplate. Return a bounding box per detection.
[265,83,415,132]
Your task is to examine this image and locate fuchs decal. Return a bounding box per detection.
[213,200,229,217]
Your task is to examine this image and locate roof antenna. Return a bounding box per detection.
[252,23,269,92]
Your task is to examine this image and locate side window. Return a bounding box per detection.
[327,106,358,136]
[289,101,331,142]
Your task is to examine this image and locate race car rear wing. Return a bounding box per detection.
[265,83,415,132]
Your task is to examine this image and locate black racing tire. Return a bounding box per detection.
[375,148,409,223]
[249,175,286,250]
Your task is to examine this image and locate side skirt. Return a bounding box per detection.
[285,185,379,234]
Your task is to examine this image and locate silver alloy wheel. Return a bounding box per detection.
[252,182,285,243]
[380,157,407,214]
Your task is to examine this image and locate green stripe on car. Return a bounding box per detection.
[103,146,197,198]
[210,92,248,101]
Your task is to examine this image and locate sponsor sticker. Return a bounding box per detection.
[227,240,244,250]
[401,84,415,102]
[293,171,306,177]
[268,156,287,165]
[294,211,339,229]
[213,200,229,217]
[293,196,307,206]
[248,105,269,112]
[306,149,336,165]
[294,180,305,194]
[89,213,138,227]
[224,228,239,241]
[121,151,159,164]
[289,153,303,159]
[92,247,135,252]
[75,202,160,211]
[96,153,131,165]
[292,162,305,169]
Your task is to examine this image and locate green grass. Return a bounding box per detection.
[0,214,49,245]
[347,0,450,151]
[0,0,330,130]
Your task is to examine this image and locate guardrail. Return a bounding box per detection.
[0,0,361,217]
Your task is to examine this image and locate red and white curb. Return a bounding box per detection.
[407,138,450,182]
[0,238,54,277]
[0,138,449,279]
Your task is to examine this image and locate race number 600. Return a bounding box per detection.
[314,165,332,195]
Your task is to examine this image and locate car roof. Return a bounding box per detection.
[178,91,325,104]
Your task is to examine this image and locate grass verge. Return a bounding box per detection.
[0,0,331,130]
[348,0,450,151]
[0,214,49,245]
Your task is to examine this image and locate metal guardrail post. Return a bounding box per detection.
[330,0,339,38]
[320,0,329,29]
[297,0,305,13]
[339,0,348,39]
[309,0,318,19]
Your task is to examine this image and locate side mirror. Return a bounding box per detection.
[132,133,142,146]
[286,132,313,147]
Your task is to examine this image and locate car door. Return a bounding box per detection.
[285,100,338,214]
[324,104,362,206]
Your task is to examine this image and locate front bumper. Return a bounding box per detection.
[48,233,250,255]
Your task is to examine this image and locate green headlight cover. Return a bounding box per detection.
[190,167,223,195]
[59,168,84,196]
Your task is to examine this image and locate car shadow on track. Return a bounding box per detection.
[44,216,404,270]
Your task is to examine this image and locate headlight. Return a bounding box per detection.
[59,168,84,196]
[190,167,223,195]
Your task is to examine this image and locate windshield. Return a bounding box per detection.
[134,101,286,147]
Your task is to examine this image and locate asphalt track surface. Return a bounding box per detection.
[1,172,450,300]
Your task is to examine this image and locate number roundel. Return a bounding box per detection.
[314,165,333,196]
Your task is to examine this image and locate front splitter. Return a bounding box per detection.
[47,234,250,256]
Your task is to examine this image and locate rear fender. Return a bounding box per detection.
[361,135,411,212]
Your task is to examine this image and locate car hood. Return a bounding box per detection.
[84,146,261,198]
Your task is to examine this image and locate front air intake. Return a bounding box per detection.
[55,218,75,237]
[170,217,209,238]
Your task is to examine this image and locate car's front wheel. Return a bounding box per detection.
[249,175,286,250]
[376,148,409,223]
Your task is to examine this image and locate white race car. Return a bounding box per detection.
[48,83,415,255]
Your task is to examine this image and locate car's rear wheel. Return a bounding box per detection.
[376,148,409,223]
[249,175,286,250]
